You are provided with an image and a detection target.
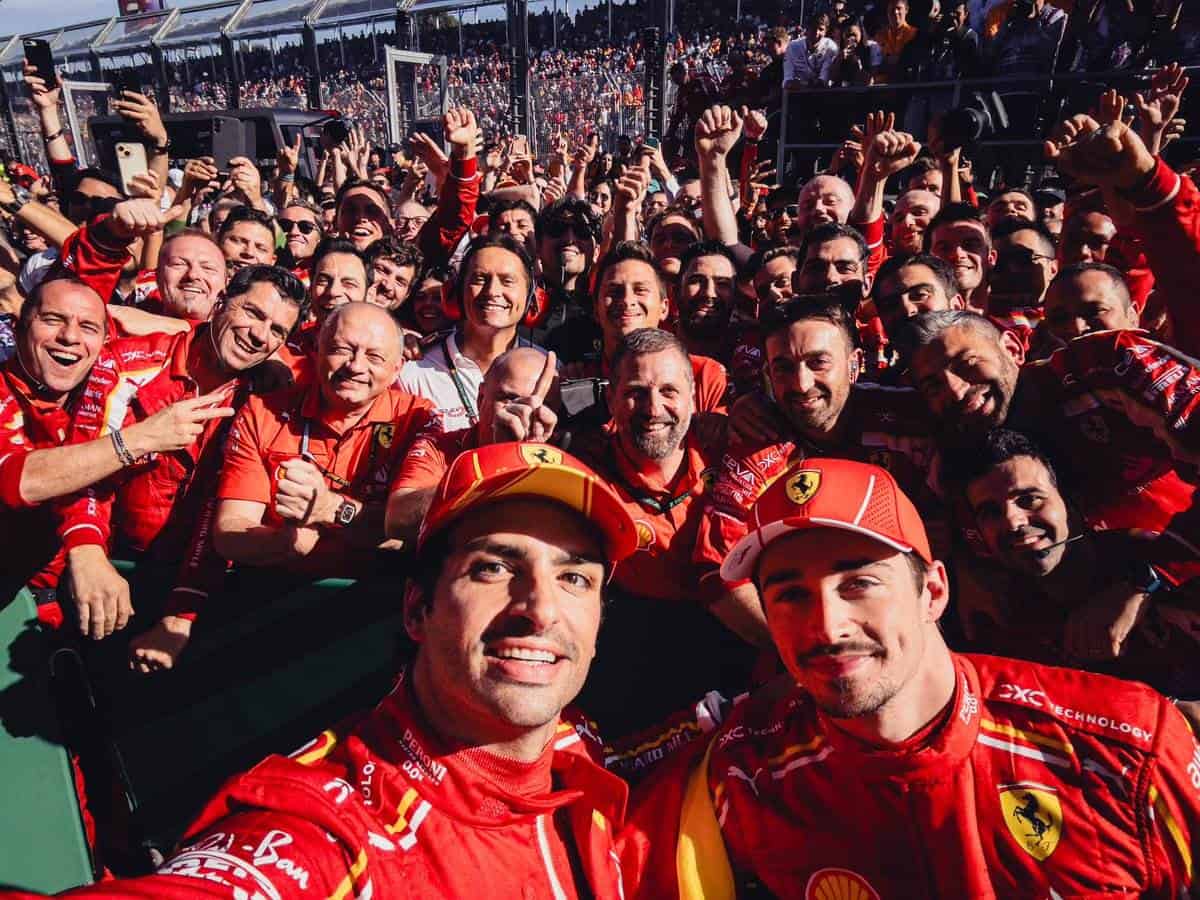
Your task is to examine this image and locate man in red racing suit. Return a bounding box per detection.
[619,457,1200,898]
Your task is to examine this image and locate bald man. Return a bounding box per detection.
[385,345,561,544]
[796,174,855,237]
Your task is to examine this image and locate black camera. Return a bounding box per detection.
[939,91,1009,152]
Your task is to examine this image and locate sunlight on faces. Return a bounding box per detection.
[910,324,1022,440]
[407,499,606,734]
[765,319,860,439]
[412,274,450,335]
[21,281,107,395]
[158,234,227,321]
[476,348,561,440]
[211,281,300,371]
[1059,212,1116,266]
[493,208,537,257]
[678,254,736,338]
[596,258,668,348]
[610,348,695,460]
[538,221,596,288]
[219,221,276,271]
[796,175,853,234]
[368,257,417,311]
[874,263,961,339]
[930,220,993,294]
[317,303,403,411]
[1044,269,1137,343]
[395,200,429,243]
[649,214,698,276]
[280,204,322,260]
[757,528,947,720]
[890,190,941,255]
[338,187,393,251]
[463,246,530,331]
[310,252,368,319]
[965,456,1071,577]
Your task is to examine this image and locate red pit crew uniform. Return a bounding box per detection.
[35,672,630,900]
[694,384,941,596]
[1011,329,1200,570]
[621,653,1200,898]
[55,327,247,621]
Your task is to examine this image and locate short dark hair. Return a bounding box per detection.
[991,217,1057,257]
[941,428,1059,496]
[799,222,869,265]
[760,296,860,350]
[69,167,123,199]
[366,237,424,274]
[593,241,668,302]
[609,328,694,386]
[223,264,309,329]
[872,253,959,301]
[990,188,1037,212]
[923,202,990,253]
[1050,261,1133,310]
[458,233,536,295]
[334,178,392,215]
[748,245,800,275]
[18,275,105,332]
[678,240,739,280]
[312,237,367,276]
[489,197,538,228]
[902,156,940,188]
[218,204,276,239]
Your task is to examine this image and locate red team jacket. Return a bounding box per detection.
[39,671,631,899]
[620,653,1200,898]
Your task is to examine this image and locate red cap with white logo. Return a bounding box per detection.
[720,457,933,582]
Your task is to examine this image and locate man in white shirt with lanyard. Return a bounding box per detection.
[399,234,543,431]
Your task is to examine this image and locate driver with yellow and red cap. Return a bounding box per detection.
[25,443,639,900]
[619,456,1200,899]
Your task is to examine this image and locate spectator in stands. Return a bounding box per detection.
[829,20,878,86]
[755,26,792,113]
[217,206,277,273]
[988,0,1069,76]
[365,239,423,314]
[1042,261,1139,345]
[399,235,540,432]
[783,13,839,88]
[875,0,919,82]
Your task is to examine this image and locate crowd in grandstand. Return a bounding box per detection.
[1,0,1200,895]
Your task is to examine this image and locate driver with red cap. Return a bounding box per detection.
[619,457,1200,899]
[29,442,639,900]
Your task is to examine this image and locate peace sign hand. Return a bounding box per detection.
[493,350,559,444]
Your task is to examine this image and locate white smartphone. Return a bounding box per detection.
[115,141,149,196]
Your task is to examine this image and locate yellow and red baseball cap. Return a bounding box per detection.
[720,457,932,582]
[418,441,639,563]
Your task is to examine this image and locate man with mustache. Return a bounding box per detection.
[56,266,306,662]
[947,428,1200,697]
[21,443,639,899]
[901,309,1200,544]
[365,238,423,314]
[621,457,1200,898]
[675,241,739,367]
[400,234,543,432]
[696,298,940,647]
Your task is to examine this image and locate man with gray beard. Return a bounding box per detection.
[573,328,755,739]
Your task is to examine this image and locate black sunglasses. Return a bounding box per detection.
[544,219,598,241]
[278,217,320,236]
[771,205,800,219]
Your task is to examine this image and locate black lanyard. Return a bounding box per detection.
[442,336,479,426]
[299,417,381,492]
[609,445,694,515]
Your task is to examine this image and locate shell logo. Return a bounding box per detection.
[634,519,655,550]
[805,868,880,900]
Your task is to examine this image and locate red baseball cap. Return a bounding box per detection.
[720,457,932,582]
[418,441,639,563]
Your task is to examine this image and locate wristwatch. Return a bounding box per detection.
[332,496,358,528]
[1126,560,1165,595]
[1,185,30,216]
[150,137,172,156]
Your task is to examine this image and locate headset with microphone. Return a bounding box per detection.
[441,234,540,327]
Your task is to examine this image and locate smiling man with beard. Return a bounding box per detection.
[675,240,739,366]
[696,298,941,647]
[56,265,306,664]
[400,234,543,432]
[22,443,640,900]
[901,309,1200,547]
[620,457,1200,898]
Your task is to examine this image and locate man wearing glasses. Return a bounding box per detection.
[988,219,1059,351]
[276,200,324,286]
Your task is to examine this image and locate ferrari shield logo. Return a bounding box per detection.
[375,424,395,449]
[520,444,562,466]
[999,784,1062,861]
[786,469,822,505]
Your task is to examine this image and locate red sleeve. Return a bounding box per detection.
[693,356,729,414]
[417,154,480,269]
[215,401,271,504]
[853,213,887,278]
[53,810,354,899]
[1143,698,1200,894]
[964,184,980,208]
[56,483,115,551]
[1120,159,1200,357]
[56,216,133,305]
[0,445,29,510]
[389,426,463,494]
